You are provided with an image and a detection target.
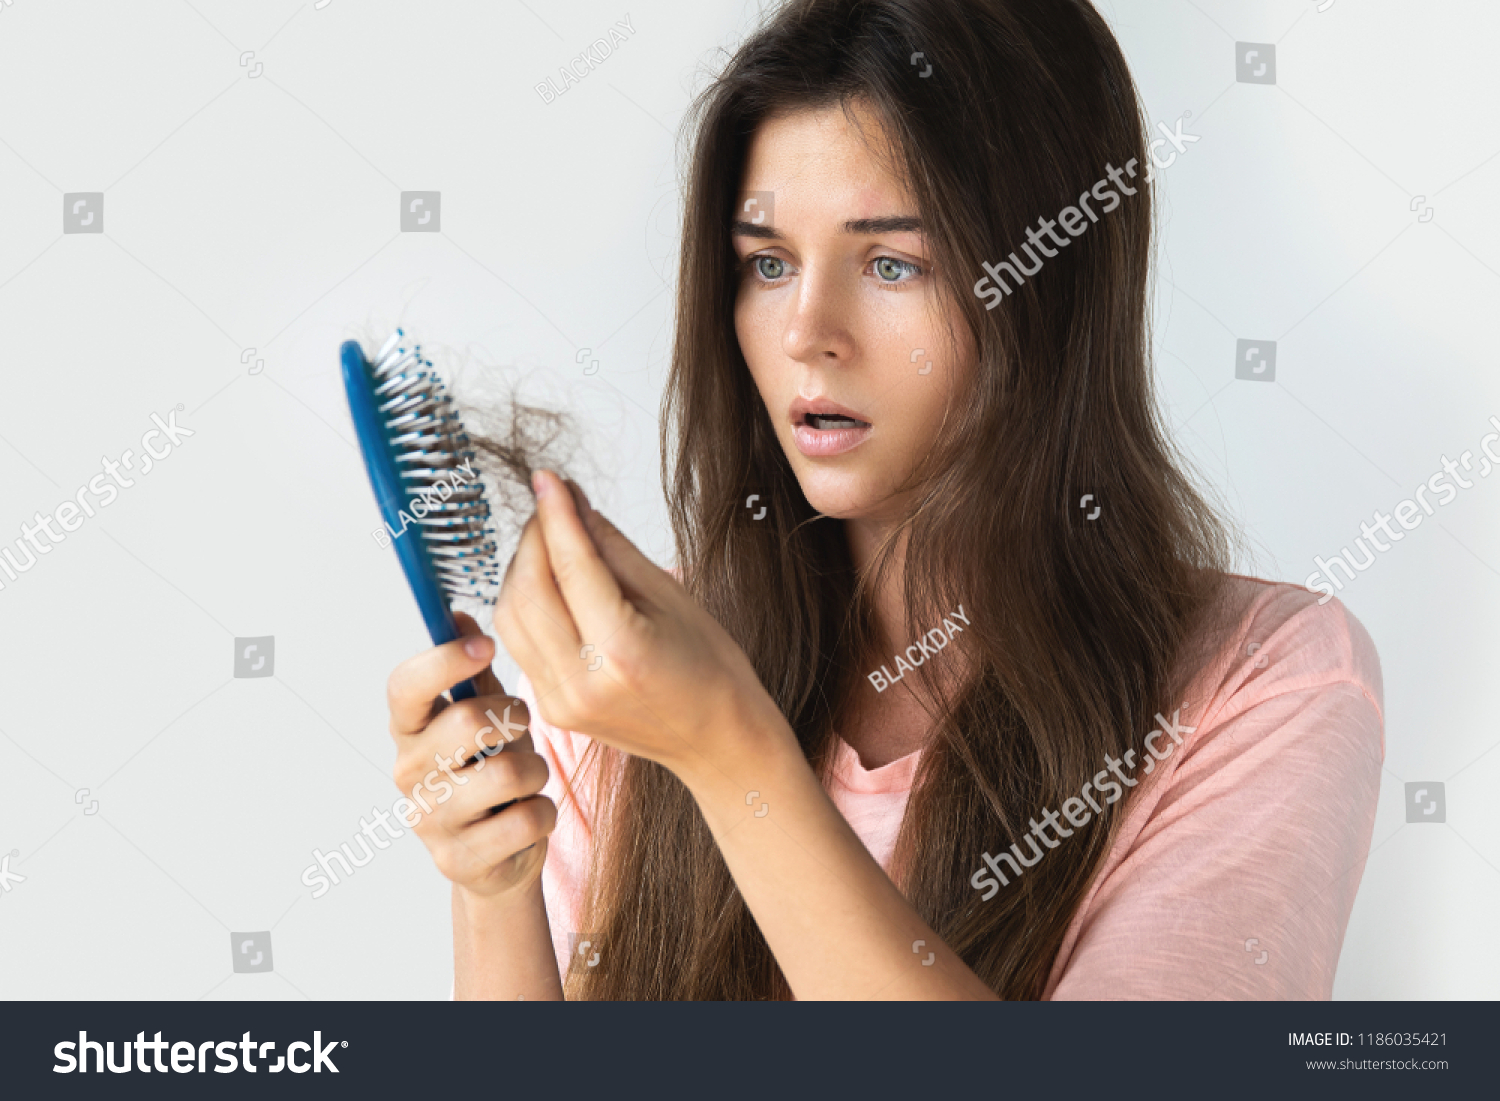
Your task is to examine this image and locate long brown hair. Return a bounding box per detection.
[561,0,1232,999]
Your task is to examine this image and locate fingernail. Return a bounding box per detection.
[532,469,551,497]
[464,636,491,659]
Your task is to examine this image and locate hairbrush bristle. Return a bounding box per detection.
[367,329,500,603]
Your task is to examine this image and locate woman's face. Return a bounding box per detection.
[733,100,976,523]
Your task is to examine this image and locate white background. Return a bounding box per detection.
[0,0,1495,1000]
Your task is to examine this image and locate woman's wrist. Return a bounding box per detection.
[452,874,562,1000]
[669,689,804,816]
[455,865,545,916]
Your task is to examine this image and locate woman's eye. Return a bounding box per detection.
[753,255,787,281]
[873,256,921,283]
[744,253,922,285]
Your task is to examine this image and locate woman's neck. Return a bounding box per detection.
[844,515,907,659]
[838,516,939,770]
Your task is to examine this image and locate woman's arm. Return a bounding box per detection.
[495,472,995,1000]
[385,613,566,1000]
[674,698,996,1000]
[1047,605,1384,1000]
[453,879,564,1000]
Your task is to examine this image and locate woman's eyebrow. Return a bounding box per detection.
[730,214,924,238]
[843,214,922,234]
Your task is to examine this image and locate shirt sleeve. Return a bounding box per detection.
[1047,589,1384,999]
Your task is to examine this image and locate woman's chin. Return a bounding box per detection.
[795,475,897,521]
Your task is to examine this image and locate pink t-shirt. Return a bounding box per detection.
[519,574,1383,999]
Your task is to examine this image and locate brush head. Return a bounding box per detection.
[353,329,500,604]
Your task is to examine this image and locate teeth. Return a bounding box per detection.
[808,414,863,429]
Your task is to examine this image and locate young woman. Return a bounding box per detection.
[386,0,1383,1000]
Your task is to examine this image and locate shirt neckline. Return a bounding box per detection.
[829,734,922,794]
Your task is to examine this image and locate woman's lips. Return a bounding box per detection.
[792,421,872,457]
[787,397,873,457]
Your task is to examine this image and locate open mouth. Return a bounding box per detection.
[802,412,870,430]
[789,398,874,457]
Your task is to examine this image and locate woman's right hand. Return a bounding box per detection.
[387,611,556,901]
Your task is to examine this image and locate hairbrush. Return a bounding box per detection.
[341,329,499,701]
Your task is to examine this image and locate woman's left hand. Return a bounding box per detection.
[492,469,790,780]
[495,473,995,1001]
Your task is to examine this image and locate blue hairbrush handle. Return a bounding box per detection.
[341,338,479,701]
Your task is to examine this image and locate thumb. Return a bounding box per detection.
[452,610,504,697]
